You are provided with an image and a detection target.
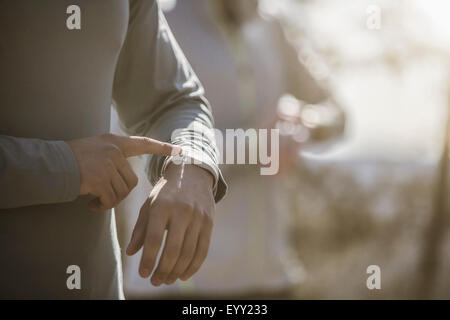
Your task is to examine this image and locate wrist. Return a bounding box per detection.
[164,162,214,190]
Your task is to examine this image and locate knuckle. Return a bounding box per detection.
[148,204,167,220]
[193,209,204,221]
[177,255,191,266]
[165,245,181,259]
[203,214,214,228]
[105,144,122,159]
[175,258,187,268]
[157,197,172,207]
[175,201,195,214]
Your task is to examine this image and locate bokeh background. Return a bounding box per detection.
[112,0,450,299]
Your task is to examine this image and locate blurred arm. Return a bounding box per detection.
[275,21,346,141]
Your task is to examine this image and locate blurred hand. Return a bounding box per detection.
[278,136,302,174]
[126,162,215,286]
[67,133,181,212]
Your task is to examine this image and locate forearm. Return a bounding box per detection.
[0,135,80,209]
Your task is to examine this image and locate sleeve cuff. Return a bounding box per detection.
[146,146,228,203]
[52,141,81,203]
[161,148,219,191]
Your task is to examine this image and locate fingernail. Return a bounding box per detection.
[179,275,188,281]
[171,146,182,156]
[151,278,161,286]
[141,269,150,278]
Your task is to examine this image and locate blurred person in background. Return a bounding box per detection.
[114,0,345,299]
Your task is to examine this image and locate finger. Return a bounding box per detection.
[113,135,182,158]
[126,200,150,256]
[139,204,169,278]
[88,185,117,212]
[115,157,138,190]
[165,222,201,285]
[88,198,103,213]
[179,222,213,281]
[111,169,129,202]
[151,219,187,286]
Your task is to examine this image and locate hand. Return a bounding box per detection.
[126,162,215,286]
[67,133,181,212]
[279,137,301,174]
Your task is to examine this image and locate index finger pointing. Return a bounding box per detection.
[113,136,182,158]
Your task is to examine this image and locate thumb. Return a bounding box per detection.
[113,136,182,158]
